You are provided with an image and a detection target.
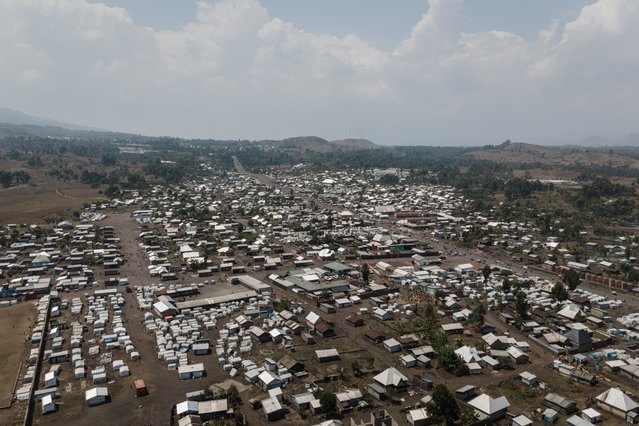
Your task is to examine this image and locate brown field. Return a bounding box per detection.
[0,181,105,225]
[470,142,639,168]
[0,302,36,406]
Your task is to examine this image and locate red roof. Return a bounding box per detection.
[134,379,146,389]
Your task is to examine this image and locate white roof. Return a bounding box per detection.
[557,304,583,320]
[407,408,430,422]
[581,408,601,418]
[306,311,321,324]
[596,387,639,412]
[513,415,533,426]
[373,367,408,387]
[383,338,400,347]
[455,345,481,363]
[468,394,510,415]
[176,400,199,415]
[85,387,109,400]
[258,370,279,384]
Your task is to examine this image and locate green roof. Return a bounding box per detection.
[324,262,350,272]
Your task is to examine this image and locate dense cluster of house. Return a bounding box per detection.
[4,165,639,425]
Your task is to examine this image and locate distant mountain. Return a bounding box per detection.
[257,136,378,152]
[0,107,100,131]
[578,133,639,147]
[329,138,378,149]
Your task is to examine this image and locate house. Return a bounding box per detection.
[198,399,230,421]
[595,387,639,421]
[411,345,435,359]
[507,346,529,364]
[373,308,393,321]
[177,415,202,426]
[44,371,58,388]
[178,363,205,380]
[279,355,304,373]
[316,349,340,363]
[134,379,148,397]
[543,408,559,422]
[567,415,595,426]
[512,414,533,426]
[258,371,283,390]
[444,298,462,312]
[193,342,210,356]
[353,410,398,426]
[292,392,317,410]
[519,371,537,386]
[455,385,477,401]
[269,328,285,343]
[373,367,408,392]
[441,323,464,335]
[581,407,602,423]
[85,387,109,406]
[365,330,386,343]
[400,354,417,368]
[315,322,335,338]
[480,355,499,371]
[544,392,577,415]
[454,263,475,275]
[467,362,482,375]
[305,311,323,329]
[335,389,363,409]
[262,397,288,421]
[42,395,56,414]
[455,345,482,363]
[468,394,510,422]
[176,400,200,418]
[407,408,430,426]
[383,338,401,353]
[249,326,271,343]
[345,314,364,327]
[565,329,592,353]
[557,304,585,321]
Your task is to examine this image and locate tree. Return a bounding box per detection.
[426,384,460,425]
[497,356,513,370]
[502,278,512,293]
[275,298,291,312]
[226,385,242,407]
[461,407,479,425]
[470,301,486,326]
[436,344,465,375]
[423,303,439,335]
[563,269,581,291]
[361,263,370,285]
[319,390,337,415]
[515,290,529,326]
[104,184,120,198]
[551,282,569,302]
[482,264,492,282]
[199,244,210,268]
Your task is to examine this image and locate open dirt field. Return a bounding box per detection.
[0,302,35,406]
[0,182,104,225]
[0,302,37,426]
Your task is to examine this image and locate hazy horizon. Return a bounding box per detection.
[2,0,638,145]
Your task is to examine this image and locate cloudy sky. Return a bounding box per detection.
[1,0,638,145]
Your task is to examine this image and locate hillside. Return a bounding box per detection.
[470,142,639,168]
[0,107,99,131]
[330,138,378,149]
[256,136,378,153]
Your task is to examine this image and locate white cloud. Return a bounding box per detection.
[0,0,638,144]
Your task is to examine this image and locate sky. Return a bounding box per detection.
[1,0,638,145]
